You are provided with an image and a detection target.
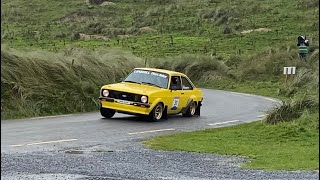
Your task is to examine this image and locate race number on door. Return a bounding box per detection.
[172,97,180,110]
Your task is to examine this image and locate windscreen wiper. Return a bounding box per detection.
[123,80,140,84]
[141,82,162,88]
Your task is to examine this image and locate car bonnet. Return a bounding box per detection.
[102,82,166,95]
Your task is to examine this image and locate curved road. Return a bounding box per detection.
[1,89,318,180]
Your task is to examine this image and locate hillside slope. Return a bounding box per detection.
[1,0,319,119]
[1,0,319,57]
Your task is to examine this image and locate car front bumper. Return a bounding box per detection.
[99,97,151,115]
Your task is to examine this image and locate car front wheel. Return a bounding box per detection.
[149,103,163,121]
[100,107,116,118]
[182,101,197,117]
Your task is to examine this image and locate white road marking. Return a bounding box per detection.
[208,120,241,126]
[229,92,252,96]
[264,97,278,102]
[230,92,279,103]
[257,114,268,118]
[30,114,73,120]
[128,128,175,135]
[10,139,78,147]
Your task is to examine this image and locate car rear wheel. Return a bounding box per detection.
[182,101,196,117]
[149,103,163,121]
[100,107,116,118]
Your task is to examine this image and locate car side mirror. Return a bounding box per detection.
[119,77,124,82]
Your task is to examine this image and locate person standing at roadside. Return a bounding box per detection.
[297,35,309,62]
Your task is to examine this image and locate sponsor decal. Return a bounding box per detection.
[171,97,180,110]
[134,70,168,79]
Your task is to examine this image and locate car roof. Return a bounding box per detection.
[134,67,186,76]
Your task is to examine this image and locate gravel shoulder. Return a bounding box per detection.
[1,140,319,180]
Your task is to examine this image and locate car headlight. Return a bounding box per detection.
[102,89,109,97]
[141,95,148,103]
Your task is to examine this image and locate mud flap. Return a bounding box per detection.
[161,106,168,119]
[195,101,201,116]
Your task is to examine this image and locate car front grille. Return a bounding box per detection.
[108,90,141,102]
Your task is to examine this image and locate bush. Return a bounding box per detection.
[1,47,143,119]
[150,54,231,83]
[265,96,319,124]
[222,26,232,34]
[239,49,311,81]
[278,67,319,97]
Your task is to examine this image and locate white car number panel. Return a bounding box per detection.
[171,97,180,110]
[117,100,131,104]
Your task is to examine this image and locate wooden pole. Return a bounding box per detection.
[285,74,288,86]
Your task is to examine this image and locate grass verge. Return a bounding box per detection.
[1,47,143,119]
[144,111,319,170]
[203,80,281,98]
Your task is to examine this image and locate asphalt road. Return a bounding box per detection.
[1,89,318,180]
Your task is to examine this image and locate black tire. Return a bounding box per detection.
[182,101,197,117]
[149,103,164,121]
[100,107,116,118]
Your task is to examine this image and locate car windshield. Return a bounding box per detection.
[123,69,169,89]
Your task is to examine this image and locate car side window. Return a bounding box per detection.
[181,76,193,90]
[170,76,182,90]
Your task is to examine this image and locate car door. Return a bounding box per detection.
[181,76,195,108]
[167,76,188,114]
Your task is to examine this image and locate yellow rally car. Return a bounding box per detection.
[99,68,203,121]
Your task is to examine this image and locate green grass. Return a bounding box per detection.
[144,112,319,170]
[143,48,319,171]
[1,46,318,120]
[204,80,282,98]
[1,0,318,171]
[1,47,144,119]
[1,0,319,57]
